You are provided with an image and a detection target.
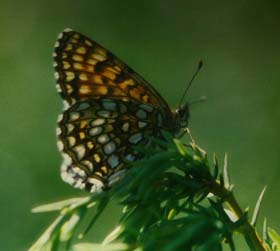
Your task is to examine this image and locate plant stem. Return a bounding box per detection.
[210,181,267,251]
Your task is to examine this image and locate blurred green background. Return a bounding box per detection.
[0,0,279,250]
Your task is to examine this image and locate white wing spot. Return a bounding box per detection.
[129,133,142,144]
[104,141,116,154]
[97,134,110,144]
[57,114,63,122]
[138,121,147,128]
[88,178,104,193]
[57,140,64,151]
[121,122,130,132]
[61,163,68,172]
[64,28,73,32]
[81,160,93,172]
[61,170,75,185]
[125,154,136,161]
[56,127,62,136]
[67,136,76,147]
[73,145,86,160]
[63,100,70,110]
[89,127,103,136]
[66,124,74,134]
[69,112,80,121]
[54,72,59,80]
[108,154,119,168]
[56,84,62,93]
[91,118,105,126]
[97,110,112,118]
[62,153,72,166]
[74,179,85,189]
[72,166,86,178]
[57,32,63,39]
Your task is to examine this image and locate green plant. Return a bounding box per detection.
[29,131,279,251]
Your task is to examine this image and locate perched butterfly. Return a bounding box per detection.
[54,28,198,193]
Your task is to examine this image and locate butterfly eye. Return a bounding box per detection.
[177,107,185,118]
[176,106,190,127]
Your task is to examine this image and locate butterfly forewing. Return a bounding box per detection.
[54,28,177,192]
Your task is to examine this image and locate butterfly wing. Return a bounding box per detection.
[57,98,168,192]
[53,28,171,114]
[54,29,176,192]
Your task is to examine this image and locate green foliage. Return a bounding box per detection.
[29,132,277,251]
[262,222,280,251]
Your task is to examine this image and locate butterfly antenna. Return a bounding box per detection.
[188,96,207,105]
[178,60,203,108]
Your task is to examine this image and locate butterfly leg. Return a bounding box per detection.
[178,127,195,143]
[182,128,207,157]
[179,128,207,154]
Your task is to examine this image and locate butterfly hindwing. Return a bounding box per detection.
[57,98,169,192]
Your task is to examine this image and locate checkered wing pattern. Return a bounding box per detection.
[54,29,175,193]
[54,28,171,112]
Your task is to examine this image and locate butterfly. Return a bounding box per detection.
[53,28,192,193]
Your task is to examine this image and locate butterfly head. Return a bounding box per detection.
[174,104,190,128]
[174,61,203,130]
